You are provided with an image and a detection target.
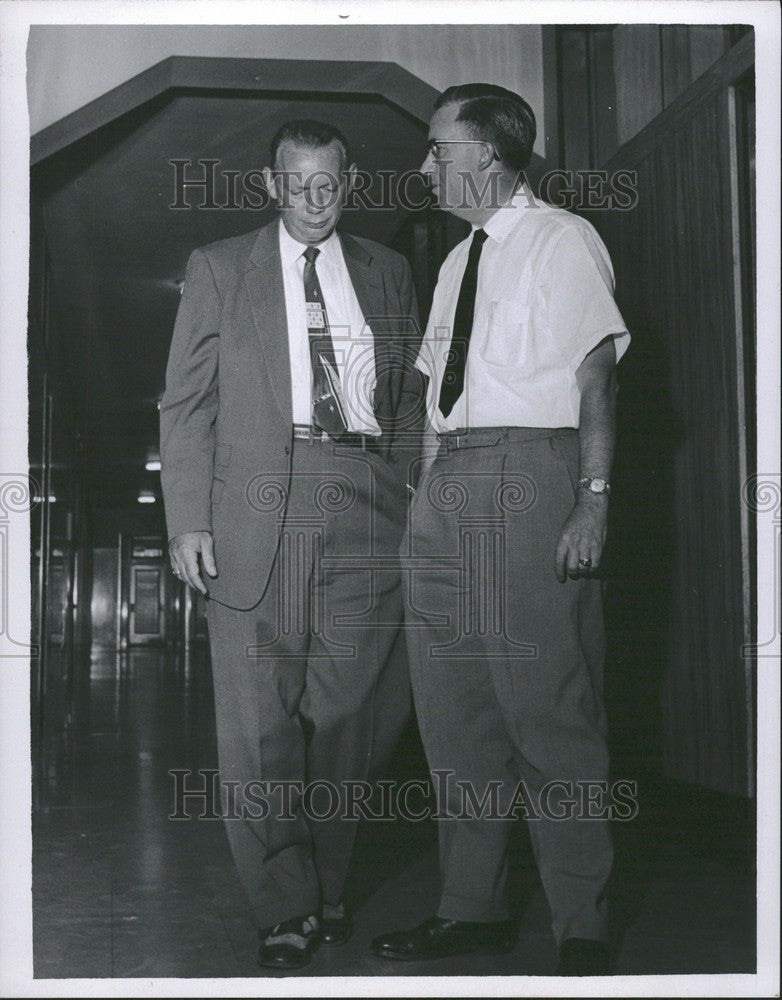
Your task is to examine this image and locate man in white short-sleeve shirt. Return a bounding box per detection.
[417,187,629,433]
[372,84,630,976]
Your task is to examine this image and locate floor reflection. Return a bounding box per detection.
[32,644,755,978]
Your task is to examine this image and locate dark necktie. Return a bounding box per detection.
[303,246,347,435]
[438,228,489,419]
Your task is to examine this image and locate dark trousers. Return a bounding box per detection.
[207,438,409,928]
[404,427,613,943]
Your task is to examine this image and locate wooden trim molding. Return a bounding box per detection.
[31,55,441,164]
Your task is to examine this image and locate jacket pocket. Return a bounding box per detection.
[211,478,225,506]
[215,442,232,469]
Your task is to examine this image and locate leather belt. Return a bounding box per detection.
[292,424,382,452]
[436,426,577,451]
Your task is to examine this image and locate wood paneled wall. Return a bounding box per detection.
[613,25,730,145]
[551,24,748,169]
[588,37,755,796]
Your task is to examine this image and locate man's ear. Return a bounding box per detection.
[262,166,278,201]
[345,162,358,193]
[477,142,498,171]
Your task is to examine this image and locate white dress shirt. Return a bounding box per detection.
[416,188,631,431]
[278,220,381,435]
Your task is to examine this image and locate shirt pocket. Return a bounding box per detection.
[479,299,529,369]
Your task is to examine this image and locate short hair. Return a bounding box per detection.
[434,84,537,172]
[270,119,350,170]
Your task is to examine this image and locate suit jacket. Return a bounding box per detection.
[160,219,424,610]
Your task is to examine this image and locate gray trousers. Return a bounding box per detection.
[207,438,409,928]
[404,427,613,943]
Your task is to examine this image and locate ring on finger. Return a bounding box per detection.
[578,558,592,568]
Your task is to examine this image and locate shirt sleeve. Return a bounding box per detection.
[542,222,630,368]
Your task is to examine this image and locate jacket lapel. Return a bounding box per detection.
[339,233,387,390]
[244,221,292,421]
[243,224,390,429]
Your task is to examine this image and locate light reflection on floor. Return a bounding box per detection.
[32,645,755,978]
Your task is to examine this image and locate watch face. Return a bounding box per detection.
[591,478,606,492]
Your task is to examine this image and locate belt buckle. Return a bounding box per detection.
[439,433,459,452]
[308,425,329,443]
[293,424,324,444]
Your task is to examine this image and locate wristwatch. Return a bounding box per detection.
[578,476,611,495]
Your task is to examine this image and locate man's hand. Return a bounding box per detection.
[555,494,608,582]
[556,334,617,583]
[169,531,218,595]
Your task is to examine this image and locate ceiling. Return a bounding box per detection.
[32,68,431,511]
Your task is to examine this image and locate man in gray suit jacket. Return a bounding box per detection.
[160,120,423,970]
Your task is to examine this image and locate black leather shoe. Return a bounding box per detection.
[320,906,354,945]
[257,914,320,970]
[371,915,517,962]
[557,937,611,976]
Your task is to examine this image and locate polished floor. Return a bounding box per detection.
[32,645,756,979]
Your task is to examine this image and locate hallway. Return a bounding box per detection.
[32,645,755,979]
[20,28,766,985]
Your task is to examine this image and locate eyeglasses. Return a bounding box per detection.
[426,138,489,159]
[426,139,500,163]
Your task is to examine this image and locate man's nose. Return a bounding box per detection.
[420,150,435,175]
[307,194,327,213]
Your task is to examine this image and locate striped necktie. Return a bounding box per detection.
[303,246,347,435]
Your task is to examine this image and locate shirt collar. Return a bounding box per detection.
[479,184,535,244]
[278,217,340,265]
